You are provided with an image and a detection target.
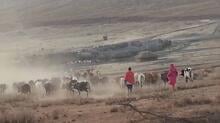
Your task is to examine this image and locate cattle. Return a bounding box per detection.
[62,79,77,93]
[134,73,145,87]
[181,67,194,83]
[21,84,31,94]
[144,72,159,84]
[28,80,35,89]
[33,80,46,96]
[43,83,56,95]
[119,77,126,88]
[13,82,31,94]
[73,81,91,96]
[161,71,169,85]
[41,77,62,95]
[0,84,7,94]
[63,79,91,97]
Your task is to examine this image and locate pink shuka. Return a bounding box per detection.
[167,64,178,87]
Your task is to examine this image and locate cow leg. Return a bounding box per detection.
[185,77,188,83]
[140,81,143,88]
[72,90,75,95]
[47,90,51,96]
[78,90,81,95]
[164,81,166,87]
[86,90,89,97]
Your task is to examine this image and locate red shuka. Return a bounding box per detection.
[124,71,135,85]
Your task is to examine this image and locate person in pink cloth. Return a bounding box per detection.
[124,67,135,95]
[167,64,178,91]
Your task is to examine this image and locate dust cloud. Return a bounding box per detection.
[0,53,61,83]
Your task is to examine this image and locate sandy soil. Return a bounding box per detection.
[0,67,220,123]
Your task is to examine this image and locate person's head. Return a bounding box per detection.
[170,64,174,67]
[128,67,132,71]
[170,64,176,70]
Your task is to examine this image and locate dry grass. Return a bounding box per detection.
[105,97,137,105]
[110,106,119,113]
[0,110,36,123]
[177,83,217,91]
[174,97,213,107]
[0,94,33,104]
[211,72,220,80]
[213,75,220,80]
[214,95,220,103]
[52,109,60,120]
[39,97,103,107]
[204,68,215,74]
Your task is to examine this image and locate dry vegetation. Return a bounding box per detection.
[0,110,36,123]
[0,69,219,122]
[0,68,219,123]
[174,97,213,107]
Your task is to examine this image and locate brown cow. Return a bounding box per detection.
[144,72,159,84]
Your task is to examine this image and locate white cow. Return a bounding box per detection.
[119,77,126,88]
[135,73,146,87]
[181,67,194,83]
[34,80,46,97]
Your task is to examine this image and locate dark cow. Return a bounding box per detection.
[73,81,91,97]
[28,80,35,89]
[43,77,61,95]
[13,82,31,94]
[161,71,169,85]
[180,69,185,77]
[63,79,91,97]
[0,84,7,94]
[43,83,57,95]
[21,84,31,94]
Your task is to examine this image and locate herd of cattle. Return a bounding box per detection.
[0,67,212,96]
[0,77,91,97]
[119,67,211,88]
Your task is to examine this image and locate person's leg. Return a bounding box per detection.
[172,82,177,91]
[169,83,175,92]
[127,85,132,96]
[127,85,130,96]
[169,85,173,92]
[130,85,133,93]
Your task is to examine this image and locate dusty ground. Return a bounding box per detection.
[0,67,220,123]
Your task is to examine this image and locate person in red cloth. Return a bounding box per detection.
[124,67,135,95]
[167,64,178,91]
